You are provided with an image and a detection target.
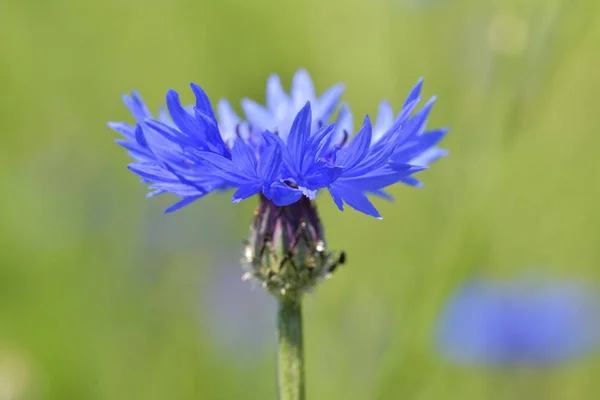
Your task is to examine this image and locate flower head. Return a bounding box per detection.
[436,277,600,366]
[108,69,448,219]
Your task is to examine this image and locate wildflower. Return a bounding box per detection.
[205,254,275,359]
[436,277,600,366]
[109,70,448,296]
[109,70,449,396]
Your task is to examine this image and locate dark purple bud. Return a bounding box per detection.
[243,195,345,299]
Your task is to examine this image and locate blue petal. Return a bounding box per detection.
[144,119,191,147]
[371,98,421,152]
[385,97,428,147]
[302,164,340,189]
[397,97,421,124]
[162,163,207,193]
[287,102,312,171]
[403,77,424,108]
[217,98,240,140]
[342,167,426,191]
[166,89,203,142]
[134,124,148,148]
[193,108,230,157]
[333,185,382,219]
[190,82,217,122]
[266,74,289,120]
[336,115,372,168]
[241,98,275,130]
[128,162,179,182]
[123,90,152,122]
[372,101,394,143]
[314,126,338,160]
[164,195,205,213]
[115,139,152,160]
[291,69,316,108]
[262,130,296,178]
[231,139,258,177]
[369,189,394,201]
[257,143,282,183]
[314,83,345,123]
[107,121,135,141]
[263,182,303,206]
[157,108,173,126]
[146,189,165,198]
[402,97,436,138]
[398,176,424,187]
[331,104,353,146]
[307,123,335,150]
[328,186,344,211]
[304,124,335,173]
[344,140,396,178]
[393,128,449,164]
[337,104,353,134]
[218,100,252,144]
[232,184,262,203]
[196,151,249,185]
[395,164,429,174]
[410,146,449,166]
[329,183,383,218]
[149,182,206,197]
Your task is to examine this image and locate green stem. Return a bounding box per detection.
[277,297,305,400]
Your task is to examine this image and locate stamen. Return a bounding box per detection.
[284,180,299,189]
[339,130,349,147]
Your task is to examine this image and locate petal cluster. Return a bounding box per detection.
[109,69,449,217]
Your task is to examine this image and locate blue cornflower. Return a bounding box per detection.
[109,70,453,391]
[108,69,448,218]
[436,277,600,366]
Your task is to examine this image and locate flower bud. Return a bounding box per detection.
[243,195,346,299]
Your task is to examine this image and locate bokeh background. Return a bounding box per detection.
[1,0,599,398]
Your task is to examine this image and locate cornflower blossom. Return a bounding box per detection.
[109,69,448,296]
[436,277,600,366]
[108,69,447,219]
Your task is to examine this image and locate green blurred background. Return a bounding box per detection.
[1,0,599,398]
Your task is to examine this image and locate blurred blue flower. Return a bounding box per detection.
[109,69,448,218]
[202,255,275,361]
[436,277,600,366]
